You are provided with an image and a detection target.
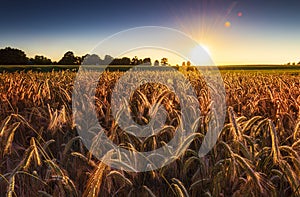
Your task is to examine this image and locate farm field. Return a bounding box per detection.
[1,68,300,196]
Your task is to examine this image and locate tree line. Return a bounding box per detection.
[286,62,300,66]
[0,47,171,66]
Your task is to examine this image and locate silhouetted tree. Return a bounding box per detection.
[182,62,186,67]
[75,56,82,65]
[103,55,114,65]
[0,47,28,65]
[131,56,139,65]
[110,58,121,65]
[142,58,151,65]
[81,54,89,62]
[110,57,131,65]
[58,51,81,65]
[82,54,102,65]
[154,60,159,66]
[138,59,143,65]
[121,57,131,65]
[187,61,191,67]
[161,57,168,66]
[29,55,52,65]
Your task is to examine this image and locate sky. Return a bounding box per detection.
[0,0,300,65]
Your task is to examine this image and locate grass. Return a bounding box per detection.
[0,68,300,196]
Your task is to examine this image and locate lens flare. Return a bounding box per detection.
[224,21,231,28]
[189,45,212,66]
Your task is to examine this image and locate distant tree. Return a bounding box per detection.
[81,54,89,62]
[142,57,151,65]
[161,57,168,66]
[109,57,130,65]
[138,59,143,65]
[28,58,33,65]
[0,47,28,65]
[103,55,114,65]
[187,61,191,67]
[121,57,131,65]
[298,62,300,65]
[130,56,143,65]
[154,60,159,66]
[82,54,102,65]
[30,55,52,65]
[58,51,78,65]
[182,62,186,67]
[110,58,120,65]
[109,58,119,65]
[131,56,139,65]
[75,56,82,65]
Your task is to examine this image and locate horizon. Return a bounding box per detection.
[0,46,295,66]
[1,0,300,65]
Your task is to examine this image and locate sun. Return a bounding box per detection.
[188,44,213,66]
[201,44,211,55]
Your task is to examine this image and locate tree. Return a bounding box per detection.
[108,57,127,65]
[130,56,143,65]
[131,56,139,65]
[75,56,82,65]
[154,60,159,66]
[108,57,130,65]
[58,51,81,65]
[0,47,28,65]
[82,54,102,65]
[142,57,151,65]
[187,61,191,67]
[161,57,168,66]
[121,57,131,65]
[29,55,52,65]
[81,54,89,62]
[103,55,114,65]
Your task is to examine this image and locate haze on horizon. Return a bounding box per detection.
[1,0,300,66]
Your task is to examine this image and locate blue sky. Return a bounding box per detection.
[1,0,300,65]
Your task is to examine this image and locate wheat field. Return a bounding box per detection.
[0,69,300,196]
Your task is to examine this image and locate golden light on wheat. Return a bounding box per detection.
[0,69,300,196]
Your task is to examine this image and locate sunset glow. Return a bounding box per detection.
[189,45,213,66]
[2,1,300,196]
[0,0,299,65]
